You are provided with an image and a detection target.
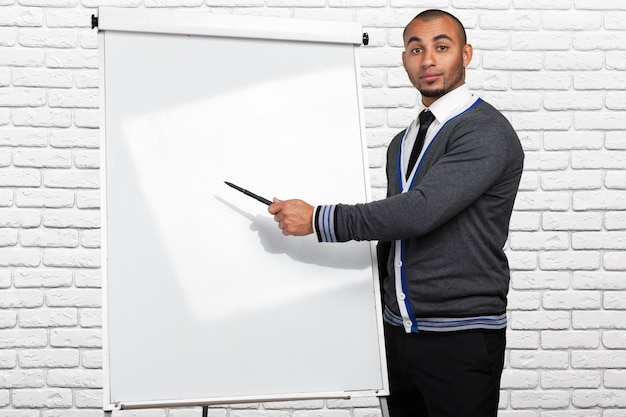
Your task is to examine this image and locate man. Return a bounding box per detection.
[269,9,524,417]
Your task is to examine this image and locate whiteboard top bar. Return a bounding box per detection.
[97,7,364,45]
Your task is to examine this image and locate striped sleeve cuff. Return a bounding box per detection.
[314,205,337,242]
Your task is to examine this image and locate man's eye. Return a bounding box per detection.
[411,48,421,53]
[437,45,448,51]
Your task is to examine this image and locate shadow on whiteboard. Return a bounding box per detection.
[215,195,370,271]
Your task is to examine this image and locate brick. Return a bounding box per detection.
[18,29,78,48]
[0,370,44,388]
[575,0,626,9]
[573,389,626,408]
[49,129,99,148]
[573,232,626,250]
[45,288,101,307]
[48,89,98,108]
[80,229,99,248]
[0,48,45,67]
[543,11,602,30]
[43,209,100,228]
[573,191,626,210]
[13,68,74,88]
[0,87,46,106]
[49,329,101,348]
[0,8,44,26]
[513,0,571,8]
[0,209,41,227]
[544,92,603,111]
[0,128,47,147]
[510,311,570,330]
[0,189,14,207]
[573,311,626,329]
[604,292,626,310]
[545,52,604,70]
[539,251,600,271]
[13,269,72,288]
[603,331,626,349]
[510,390,570,409]
[604,252,626,270]
[0,329,47,348]
[481,92,541,111]
[46,369,102,388]
[13,108,72,128]
[0,349,17,368]
[542,331,600,349]
[45,9,94,27]
[542,212,603,231]
[542,291,601,310]
[500,370,539,389]
[511,32,571,51]
[42,248,100,268]
[12,388,73,408]
[15,189,75,208]
[19,229,79,247]
[511,72,571,90]
[43,170,99,189]
[0,289,43,308]
[13,149,72,168]
[509,211,540,231]
[511,112,571,131]
[78,308,101,327]
[74,269,100,288]
[576,112,626,130]
[540,171,602,190]
[75,389,103,407]
[483,52,543,70]
[574,271,626,290]
[575,71,626,89]
[543,131,602,150]
[0,311,17,329]
[605,370,626,388]
[607,52,626,70]
[19,308,77,328]
[18,349,79,368]
[46,50,98,69]
[541,370,601,388]
[509,232,568,250]
[510,271,570,290]
[507,251,538,270]
[514,192,570,211]
[0,228,18,246]
[76,191,100,209]
[607,91,626,110]
[73,109,98,128]
[0,249,41,267]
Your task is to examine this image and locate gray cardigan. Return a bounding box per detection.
[315,99,524,327]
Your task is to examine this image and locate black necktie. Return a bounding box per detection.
[406,110,436,179]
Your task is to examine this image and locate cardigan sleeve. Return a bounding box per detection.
[314,104,523,243]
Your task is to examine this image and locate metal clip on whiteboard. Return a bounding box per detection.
[363,32,369,45]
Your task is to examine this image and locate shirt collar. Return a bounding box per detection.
[419,84,472,124]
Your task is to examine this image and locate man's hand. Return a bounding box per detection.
[268,198,314,236]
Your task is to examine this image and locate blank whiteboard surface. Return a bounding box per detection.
[101,9,386,409]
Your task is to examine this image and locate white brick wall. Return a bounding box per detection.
[1,1,625,416]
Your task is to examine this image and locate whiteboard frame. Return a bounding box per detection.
[98,7,388,411]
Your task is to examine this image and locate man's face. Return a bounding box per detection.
[402,16,473,107]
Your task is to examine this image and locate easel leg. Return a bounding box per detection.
[105,411,113,417]
[202,406,208,417]
[379,397,390,417]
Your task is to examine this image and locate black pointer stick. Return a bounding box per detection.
[224,181,273,206]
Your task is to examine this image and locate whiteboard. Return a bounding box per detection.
[99,8,387,411]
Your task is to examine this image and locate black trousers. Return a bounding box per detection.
[383,322,506,417]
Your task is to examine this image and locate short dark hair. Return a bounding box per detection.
[403,9,467,45]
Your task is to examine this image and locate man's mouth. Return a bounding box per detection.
[420,73,441,83]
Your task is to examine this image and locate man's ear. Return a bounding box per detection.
[462,43,473,68]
